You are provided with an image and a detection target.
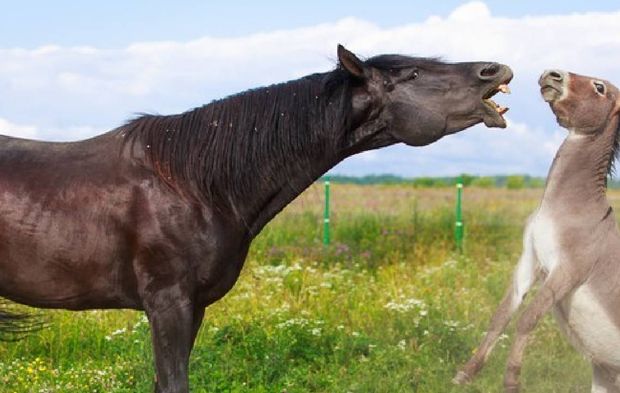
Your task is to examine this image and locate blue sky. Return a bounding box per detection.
[1,1,620,177]
[2,1,619,48]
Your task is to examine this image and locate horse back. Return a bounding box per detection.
[0,133,165,308]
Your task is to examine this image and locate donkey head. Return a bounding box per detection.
[337,45,513,147]
[540,69,620,134]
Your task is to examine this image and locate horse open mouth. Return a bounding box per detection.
[482,81,511,128]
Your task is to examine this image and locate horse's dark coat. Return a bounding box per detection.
[0,46,511,392]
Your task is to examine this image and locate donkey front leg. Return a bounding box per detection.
[591,363,620,393]
[503,269,579,393]
[145,288,199,393]
[453,282,519,384]
[454,228,539,384]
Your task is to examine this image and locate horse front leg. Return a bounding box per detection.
[191,306,205,345]
[145,288,198,393]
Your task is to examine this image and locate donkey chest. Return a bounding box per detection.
[554,284,620,367]
[530,211,563,274]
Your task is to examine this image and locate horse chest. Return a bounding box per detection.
[554,284,620,367]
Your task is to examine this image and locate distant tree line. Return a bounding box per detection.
[319,174,551,189]
[320,174,620,189]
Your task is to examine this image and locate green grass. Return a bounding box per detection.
[0,185,600,392]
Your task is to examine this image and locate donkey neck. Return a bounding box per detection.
[542,117,618,210]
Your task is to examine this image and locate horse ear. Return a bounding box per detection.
[337,44,368,79]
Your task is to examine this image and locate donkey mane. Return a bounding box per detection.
[607,117,620,179]
[120,54,429,213]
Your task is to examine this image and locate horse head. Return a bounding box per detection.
[338,44,513,147]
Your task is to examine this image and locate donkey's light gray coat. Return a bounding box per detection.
[454,70,620,392]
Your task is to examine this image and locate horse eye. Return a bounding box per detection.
[594,81,606,95]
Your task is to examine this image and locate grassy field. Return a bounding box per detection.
[2,184,617,392]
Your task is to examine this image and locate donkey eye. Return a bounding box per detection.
[409,70,419,80]
[594,81,606,95]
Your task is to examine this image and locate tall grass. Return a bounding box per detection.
[0,185,608,392]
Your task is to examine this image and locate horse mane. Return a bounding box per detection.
[120,54,426,214]
[120,68,356,214]
[364,54,443,71]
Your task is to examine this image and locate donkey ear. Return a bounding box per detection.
[337,44,368,79]
[614,99,620,117]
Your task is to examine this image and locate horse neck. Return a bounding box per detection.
[125,72,392,238]
[542,116,618,210]
[241,116,389,238]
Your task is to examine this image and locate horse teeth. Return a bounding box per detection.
[498,84,511,94]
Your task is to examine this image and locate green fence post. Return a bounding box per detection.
[455,176,464,252]
[323,177,331,246]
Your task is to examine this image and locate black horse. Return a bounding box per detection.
[0,45,511,392]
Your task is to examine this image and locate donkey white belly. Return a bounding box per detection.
[554,284,620,368]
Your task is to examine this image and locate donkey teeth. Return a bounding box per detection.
[498,84,511,94]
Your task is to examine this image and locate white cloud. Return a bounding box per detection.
[448,2,491,21]
[0,1,618,175]
[0,118,100,141]
[336,118,566,177]
[0,118,38,139]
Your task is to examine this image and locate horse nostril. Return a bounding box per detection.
[479,63,501,80]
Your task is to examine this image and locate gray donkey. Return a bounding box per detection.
[453,69,620,392]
